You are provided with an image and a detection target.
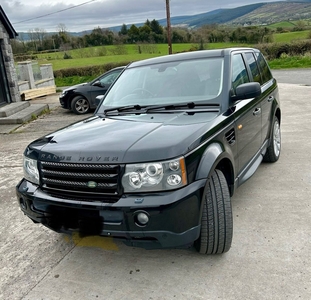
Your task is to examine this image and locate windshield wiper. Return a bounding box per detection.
[145,102,220,113]
[103,104,147,116]
[103,102,220,116]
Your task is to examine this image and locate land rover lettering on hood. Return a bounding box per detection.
[17,48,281,255]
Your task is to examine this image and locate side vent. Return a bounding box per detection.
[225,128,236,145]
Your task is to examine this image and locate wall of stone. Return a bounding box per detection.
[0,22,20,103]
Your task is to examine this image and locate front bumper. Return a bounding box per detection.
[59,94,70,109]
[16,179,206,249]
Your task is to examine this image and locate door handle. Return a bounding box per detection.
[268,96,274,102]
[253,108,261,116]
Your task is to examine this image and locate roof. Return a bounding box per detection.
[129,47,258,68]
[0,6,18,38]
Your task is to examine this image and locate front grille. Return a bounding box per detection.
[39,161,123,202]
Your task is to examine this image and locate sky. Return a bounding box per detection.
[2,0,283,33]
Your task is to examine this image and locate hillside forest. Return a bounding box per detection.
[11,19,311,57]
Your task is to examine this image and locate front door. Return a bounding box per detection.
[0,48,11,106]
[231,53,262,174]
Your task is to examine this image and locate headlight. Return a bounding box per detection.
[23,156,39,185]
[122,157,187,192]
[61,90,68,96]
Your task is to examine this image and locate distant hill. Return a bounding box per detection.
[163,3,266,27]
[162,1,311,28]
[16,1,311,40]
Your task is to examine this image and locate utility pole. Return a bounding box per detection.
[166,0,172,54]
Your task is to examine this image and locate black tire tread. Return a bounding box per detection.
[196,169,233,255]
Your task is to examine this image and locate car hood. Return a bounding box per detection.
[63,82,90,92]
[26,111,221,163]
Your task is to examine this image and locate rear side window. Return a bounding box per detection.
[245,52,261,84]
[232,54,250,92]
[255,52,273,84]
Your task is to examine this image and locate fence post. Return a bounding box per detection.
[18,61,35,89]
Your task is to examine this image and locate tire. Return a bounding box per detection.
[71,96,90,114]
[194,169,233,255]
[263,116,281,163]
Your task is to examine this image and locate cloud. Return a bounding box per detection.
[2,0,282,32]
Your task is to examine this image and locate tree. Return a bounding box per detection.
[150,19,163,34]
[57,23,70,44]
[119,24,128,36]
[90,27,105,46]
[128,24,140,43]
[139,24,152,42]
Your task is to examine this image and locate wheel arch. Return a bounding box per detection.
[275,107,281,124]
[195,142,235,196]
[266,105,281,143]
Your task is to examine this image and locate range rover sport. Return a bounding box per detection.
[17,48,281,254]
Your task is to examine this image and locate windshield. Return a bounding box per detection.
[97,57,224,112]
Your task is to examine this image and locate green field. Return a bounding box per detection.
[37,43,245,71]
[273,30,310,43]
[34,29,311,73]
[268,21,297,29]
[30,37,311,86]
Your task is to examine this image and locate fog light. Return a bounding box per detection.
[19,197,27,210]
[135,212,149,226]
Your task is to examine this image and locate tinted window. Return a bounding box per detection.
[245,52,261,84]
[255,52,273,84]
[232,54,250,92]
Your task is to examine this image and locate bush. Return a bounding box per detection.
[256,40,311,60]
[14,54,38,62]
[53,61,129,78]
[63,52,72,59]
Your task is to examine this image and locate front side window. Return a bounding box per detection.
[97,58,224,110]
[232,54,250,92]
[99,70,121,85]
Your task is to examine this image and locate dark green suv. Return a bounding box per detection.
[17,48,281,254]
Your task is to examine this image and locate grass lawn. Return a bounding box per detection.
[273,30,310,43]
[29,39,311,86]
[37,43,246,71]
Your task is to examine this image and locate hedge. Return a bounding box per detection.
[256,40,311,60]
[53,61,130,78]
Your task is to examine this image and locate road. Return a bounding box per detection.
[1,71,311,299]
[272,68,311,85]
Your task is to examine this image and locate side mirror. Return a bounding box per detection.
[234,82,261,101]
[95,94,105,106]
[93,81,102,87]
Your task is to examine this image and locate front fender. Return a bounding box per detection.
[195,143,224,180]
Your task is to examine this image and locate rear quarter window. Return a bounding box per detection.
[245,52,261,84]
[255,52,273,84]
